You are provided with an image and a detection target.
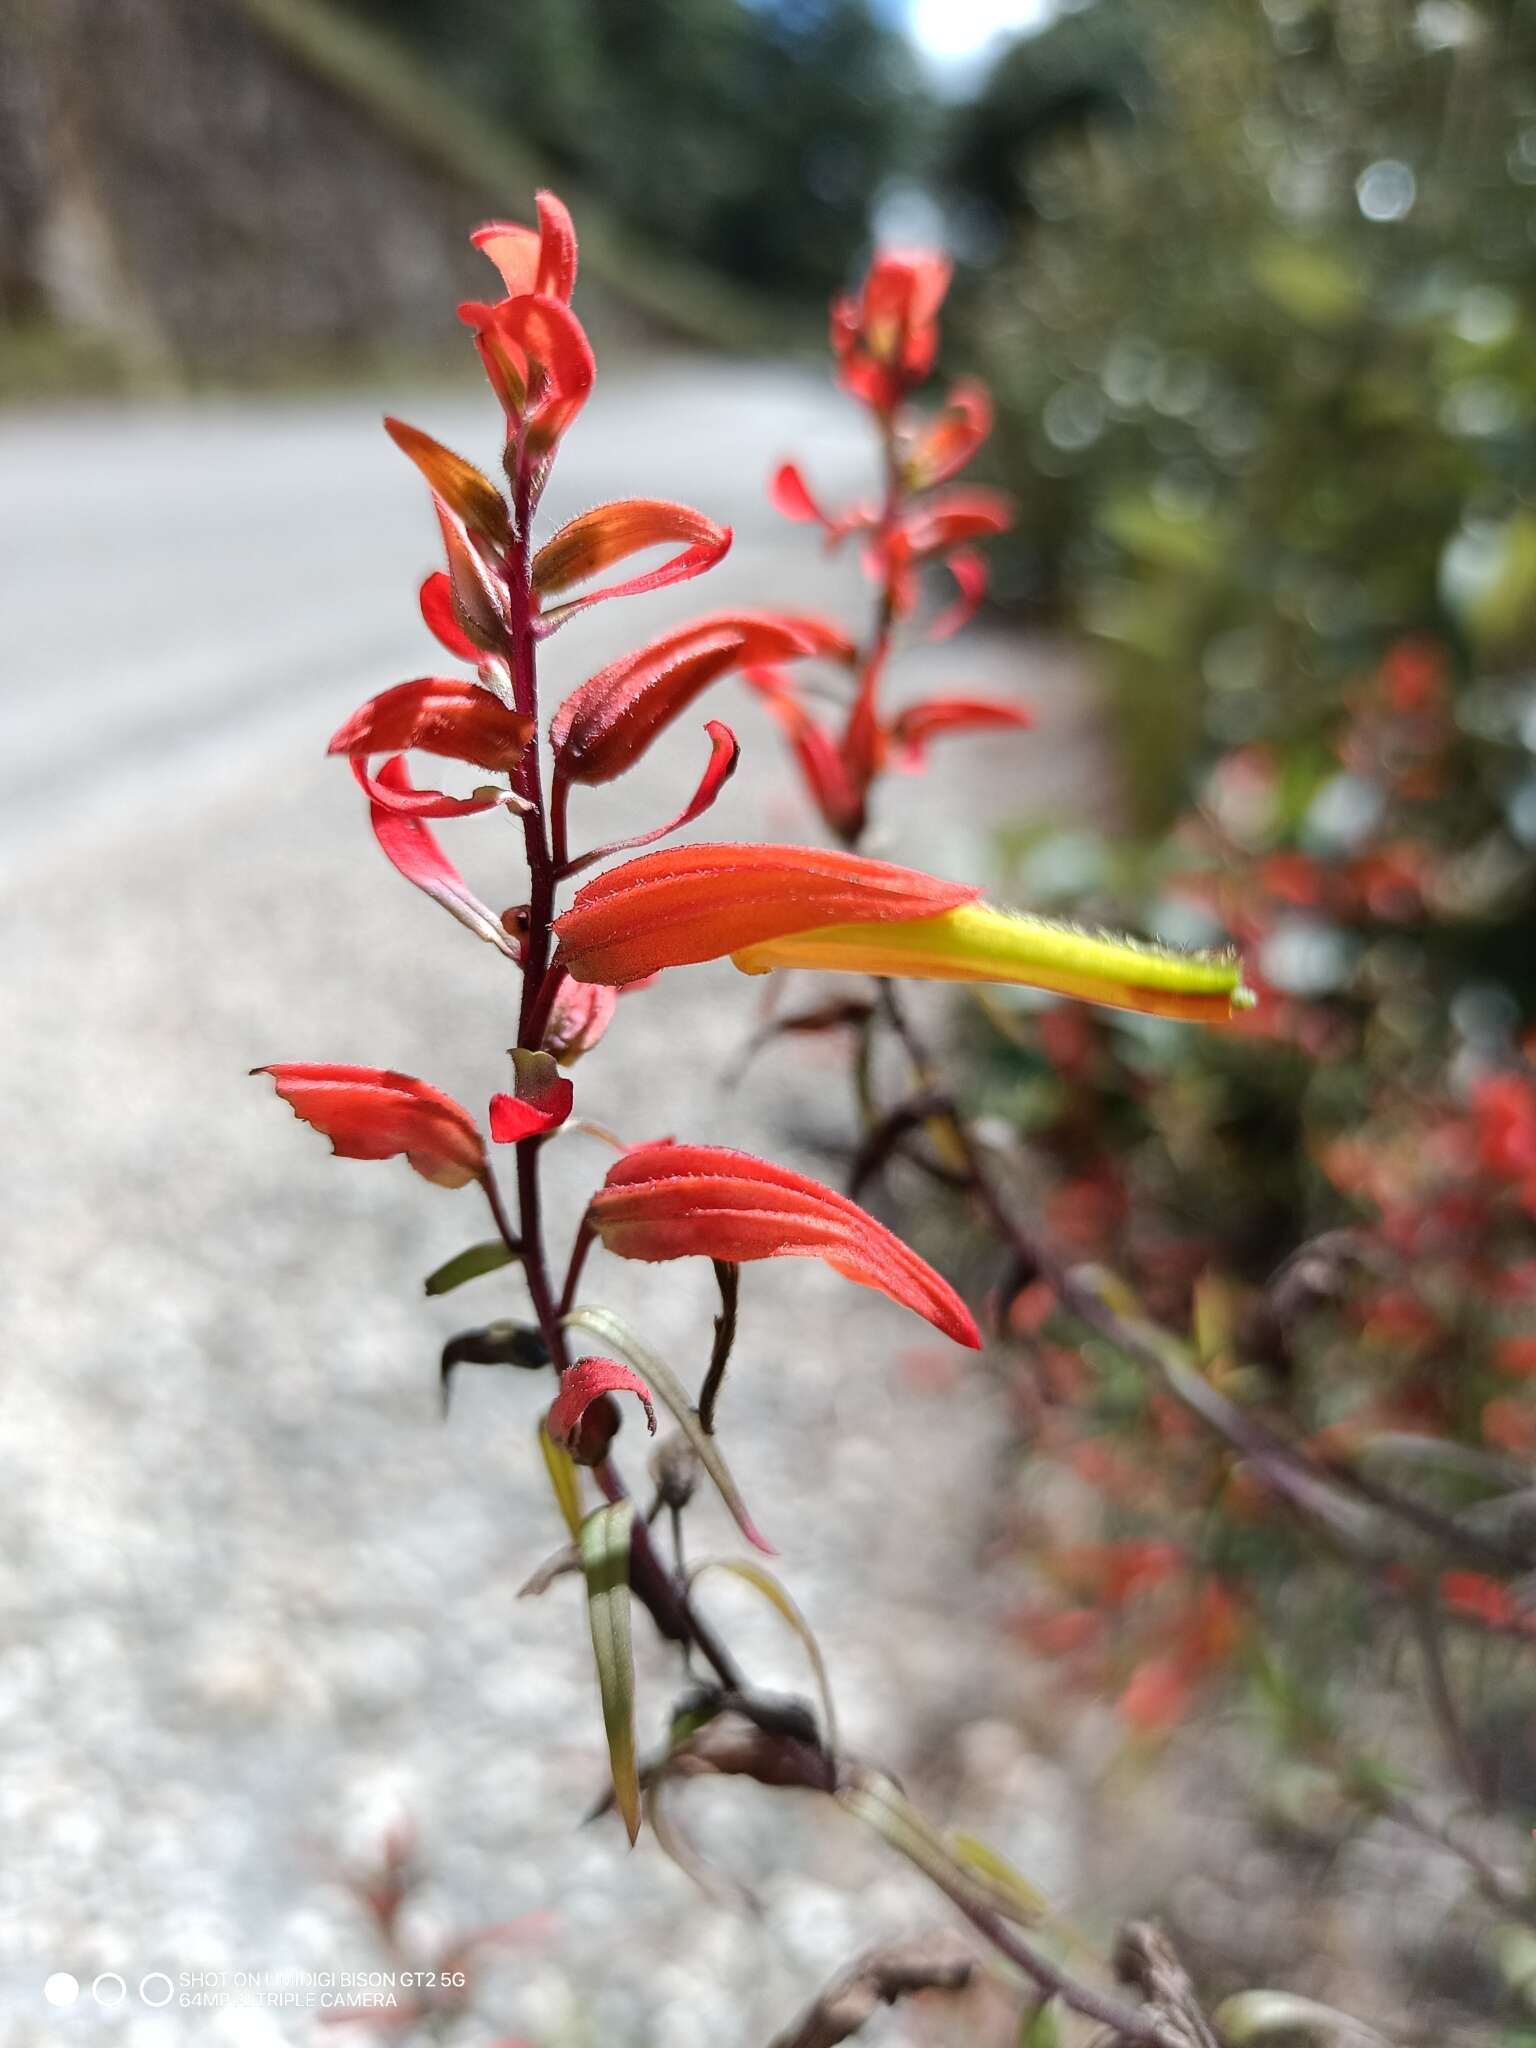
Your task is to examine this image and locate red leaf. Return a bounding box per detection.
[550,611,848,786]
[890,692,1032,764]
[488,1048,575,1144]
[253,1065,485,1188]
[471,190,578,304]
[553,841,979,985]
[433,499,509,650]
[748,670,865,840]
[352,754,509,820]
[927,549,988,642]
[588,1141,980,1347]
[419,571,481,663]
[564,722,740,874]
[903,489,1014,556]
[547,1356,657,1448]
[769,461,832,528]
[328,679,533,772]
[361,758,518,955]
[533,499,731,626]
[384,418,510,547]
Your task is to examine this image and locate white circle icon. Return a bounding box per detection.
[92,1972,127,2006]
[139,1973,175,2007]
[43,1973,80,2007]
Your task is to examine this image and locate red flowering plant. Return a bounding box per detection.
[749,233,1536,1991]
[253,194,1263,2039]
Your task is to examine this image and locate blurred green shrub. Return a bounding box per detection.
[342,0,923,304]
[950,0,1536,831]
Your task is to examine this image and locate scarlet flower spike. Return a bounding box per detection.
[554,842,978,985]
[832,249,953,414]
[328,679,534,773]
[562,722,741,878]
[488,1049,575,1144]
[532,500,732,631]
[361,757,520,957]
[418,571,481,664]
[252,1065,486,1188]
[587,1141,980,1348]
[549,612,851,787]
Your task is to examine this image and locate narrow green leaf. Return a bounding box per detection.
[580,1500,640,1844]
[424,1240,516,1296]
[948,1831,1050,1925]
[538,1418,585,1540]
[1213,1990,1390,2046]
[689,1557,837,1755]
[1019,1998,1060,2048]
[564,1304,775,1553]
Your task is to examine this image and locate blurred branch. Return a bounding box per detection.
[766,1931,975,2048]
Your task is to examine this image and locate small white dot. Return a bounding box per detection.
[92,1972,127,2006]
[43,1973,80,2007]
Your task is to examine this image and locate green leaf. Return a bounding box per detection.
[948,1831,1050,1926]
[580,1500,640,1844]
[690,1557,838,1755]
[1020,1998,1061,2048]
[1213,1989,1390,2045]
[424,1240,516,1296]
[564,1303,774,1554]
[538,1418,585,1540]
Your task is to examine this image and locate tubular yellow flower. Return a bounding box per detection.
[730,901,1254,1023]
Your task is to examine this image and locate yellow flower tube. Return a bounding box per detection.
[730,901,1254,1023]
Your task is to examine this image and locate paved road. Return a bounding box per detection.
[0,359,1107,2045]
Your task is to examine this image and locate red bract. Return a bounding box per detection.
[328,679,534,774]
[384,418,510,550]
[563,721,741,874]
[547,1356,657,1450]
[471,191,578,304]
[553,841,979,985]
[532,500,731,628]
[252,1065,486,1188]
[363,757,520,956]
[890,694,1034,765]
[542,979,620,1066]
[748,671,865,841]
[419,570,482,664]
[588,1142,980,1347]
[549,612,850,786]
[458,292,594,458]
[831,249,952,414]
[901,381,993,490]
[488,1049,574,1144]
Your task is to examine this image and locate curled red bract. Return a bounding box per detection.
[252,1065,486,1189]
[588,1141,980,1347]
